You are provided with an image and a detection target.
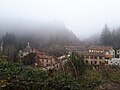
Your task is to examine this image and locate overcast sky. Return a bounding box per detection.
[0,0,120,39]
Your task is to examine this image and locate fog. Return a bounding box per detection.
[0,0,120,39]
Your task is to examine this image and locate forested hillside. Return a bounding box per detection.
[0,21,80,58]
[100,24,120,49]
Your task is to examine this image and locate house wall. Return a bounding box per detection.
[109,49,115,58]
[105,58,120,65]
[117,49,120,58]
[84,56,105,65]
[88,49,103,53]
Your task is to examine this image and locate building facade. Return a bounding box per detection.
[105,58,120,66]
[76,45,115,65]
[116,49,120,58]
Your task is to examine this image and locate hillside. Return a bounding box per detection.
[0,20,80,56]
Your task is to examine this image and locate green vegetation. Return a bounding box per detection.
[70,52,86,75]
[0,53,120,90]
[100,24,120,49]
[22,53,36,66]
[0,61,80,90]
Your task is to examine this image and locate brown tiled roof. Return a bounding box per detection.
[76,51,105,57]
[35,50,45,55]
[87,45,112,51]
[105,54,113,58]
[65,46,86,51]
[34,49,49,59]
[37,55,48,59]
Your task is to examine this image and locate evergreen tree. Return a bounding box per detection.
[111,29,116,48]
[70,52,86,75]
[2,32,17,60]
[100,24,112,46]
[22,53,36,65]
[115,28,120,49]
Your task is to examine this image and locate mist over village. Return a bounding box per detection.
[1,0,120,90]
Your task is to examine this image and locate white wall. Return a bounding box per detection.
[105,58,120,65]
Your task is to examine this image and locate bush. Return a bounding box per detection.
[0,62,80,90]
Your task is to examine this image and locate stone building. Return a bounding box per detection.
[76,45,115,65]
[116,49,120,58]
[18,42,35,58]
[105,58,120,66]
[35,50,58,69]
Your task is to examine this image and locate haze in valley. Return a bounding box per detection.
[0,0,120,40]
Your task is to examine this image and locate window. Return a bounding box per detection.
[113,55,115,57]
[94,61,97,64]
[117,50,119,54]
[101,51,103,53]
[90,56,93,59]
[85,60,88,64]
[91,61,93,64]
[99,61,102,65]
[50,61,52,63]
[105,57,109,59]
[86,56,89,59]
[94,56,97,59]
[105,61,108,64]
[89,50,91,52]
[46,64,49,66]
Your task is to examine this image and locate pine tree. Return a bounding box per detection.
[2,32,17,60]
[100,24,112,46]
[70,52,86,75]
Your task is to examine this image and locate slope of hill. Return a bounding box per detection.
[0,20,80,55]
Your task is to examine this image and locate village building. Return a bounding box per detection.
[35,50,69,70]
[76,45,115,65]
[77,51,105,65]
[105,58,120,66]
[105,49,120,66]
[35,50,58,69]
[18,42,65,70]
[116,49,120,58]
[87,45,115,58]
[58,55,69,65]
[18,42,35,58]
[65,45,120,66]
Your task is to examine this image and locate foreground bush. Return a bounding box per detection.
[1,61,120,90]
[0,62,80,90]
